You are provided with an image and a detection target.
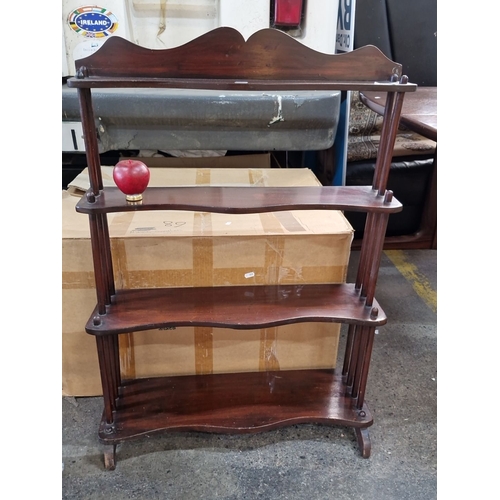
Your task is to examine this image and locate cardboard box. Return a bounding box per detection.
[66,153,272,195]
[62,167,353,396]
[122,153,272,169]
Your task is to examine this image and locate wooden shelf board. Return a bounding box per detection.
[86,283,387,335]
[68,77,417,92]
[99,369,373,444]
[76,186,402,215]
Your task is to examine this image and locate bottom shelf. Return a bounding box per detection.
[99,369,373,444]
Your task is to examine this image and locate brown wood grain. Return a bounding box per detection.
[76,185,402,215]
[66,28,417,92]
[86,284,387,336]
[98,370,373,443]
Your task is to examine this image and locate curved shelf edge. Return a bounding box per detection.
[67,28,410,86]
[98,370,373,445]
[85,283,387,335]
[76,186,403,215]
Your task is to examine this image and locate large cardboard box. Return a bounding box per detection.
[62,167,354,396]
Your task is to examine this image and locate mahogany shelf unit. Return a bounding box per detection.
[67,27,415,470]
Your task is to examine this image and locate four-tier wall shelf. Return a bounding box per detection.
[66,27,416,470]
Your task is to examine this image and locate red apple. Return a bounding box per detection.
[113,159,150,201]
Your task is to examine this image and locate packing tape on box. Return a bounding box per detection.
[62,270,95,289]
[194,326,214,375]
[249,169,266,186]
[119,333,136,379]
[259,327,280,371]
[196,168,212,185]
[193,172,215,375]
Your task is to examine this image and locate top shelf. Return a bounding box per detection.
[76,186,403,215]
[66,28,417,93]
[66,77,416,93]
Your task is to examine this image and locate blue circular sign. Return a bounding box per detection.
[68,7,119,38]
[75,12,113,33]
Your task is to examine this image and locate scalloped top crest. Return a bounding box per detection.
[73,27,402,83]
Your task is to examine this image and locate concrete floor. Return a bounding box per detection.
[62,249,437,499]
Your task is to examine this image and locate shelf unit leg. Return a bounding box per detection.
[89,215,110,314]
[345,325,361,393]
[374,89,407,197]
[77,88,103,194]
[355,212,376,291]
[355,427,371,458]
[97,213,115,299]
[361,212,390,306]
[96,336,119,425]
[356,327,376,409]
[103,444,117,471]
[104,335,121,403]
[351,326,370,401]
[342,324,355,380]
[372,91,397,191]
[343,326,375,404]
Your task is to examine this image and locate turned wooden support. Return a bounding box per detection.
[95,335,121,427]
[89,215,110,314]
[78,87,115,312]
[342,324,356,378]
[356,327,376,409]
[97,213,115,300]
[96,336,116,424]
[372,82,408,196]
[77,87,103,195]
[360,212,390,306]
